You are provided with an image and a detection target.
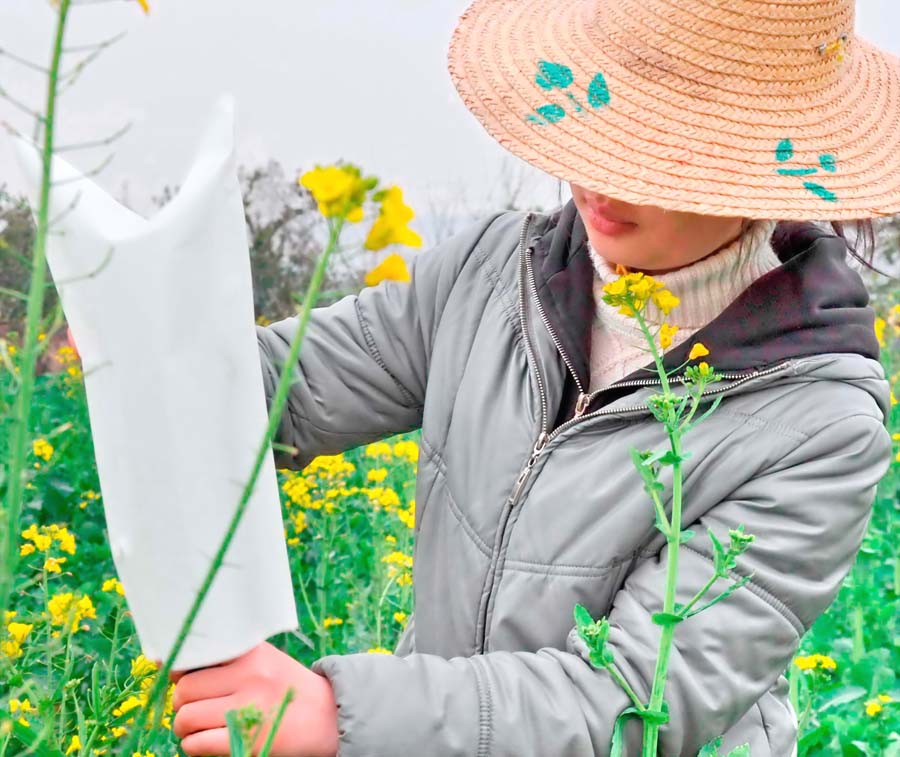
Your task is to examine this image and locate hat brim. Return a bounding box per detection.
[448,0,900,220]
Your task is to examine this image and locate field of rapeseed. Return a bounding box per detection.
[0,337,420,755]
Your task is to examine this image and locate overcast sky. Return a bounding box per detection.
[2,0,899,241]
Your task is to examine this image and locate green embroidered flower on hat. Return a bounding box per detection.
[774,138,838,202]
[526,60,610,126]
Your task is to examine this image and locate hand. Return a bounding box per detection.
[162,642,339,757]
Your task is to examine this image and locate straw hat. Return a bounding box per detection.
[447,0,900,220]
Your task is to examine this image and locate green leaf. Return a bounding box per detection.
[724,745,750,757]
[588,71,611,107]
[697,736,722,756]
[708,527,727,575]
[651,612,685,627]
[574,603,595,630]
[679,529,695,544]
[536,60,574,90]
[817,685,866,712]
[610,706,644,757]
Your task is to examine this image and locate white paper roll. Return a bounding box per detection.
[10,93,299,671]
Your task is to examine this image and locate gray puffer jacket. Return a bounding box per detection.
[256,199,893,756]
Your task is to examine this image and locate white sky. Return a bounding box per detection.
[1,0,899,237]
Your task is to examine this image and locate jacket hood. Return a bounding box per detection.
[527,198,888,420]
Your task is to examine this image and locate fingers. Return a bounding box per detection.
[171,695,235,739]
[179,726,230,757]
[171,667,239,712]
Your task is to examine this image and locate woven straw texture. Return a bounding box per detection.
[447,0,900,220]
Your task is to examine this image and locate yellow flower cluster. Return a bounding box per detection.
[364,440,418,464]
[367,468,388,484]
[79,489,101,510]
[323,616,344,628]
[793,653,837,672]
[109,654,175,731]
[299,163,376,223]
[48,592,96,634]
[396,499,415,530]
[56,345,83,381]
[19,523,76,557]
[381,550,414,585]
[2,615,34,659]
[102,577,126,596]
[874,303,900,348]
[864,693,893,717]
[32,438,54,461]
[601,271,680,318]
[364,186,423,252]
[8,696,35,727]
[393,611,408,625]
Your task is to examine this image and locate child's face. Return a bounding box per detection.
[569,182,747,275]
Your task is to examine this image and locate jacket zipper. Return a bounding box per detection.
[476,214,794,652]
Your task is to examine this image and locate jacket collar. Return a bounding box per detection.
[526,198,881,396]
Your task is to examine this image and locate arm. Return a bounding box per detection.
[310,413,892,756]
[256,211,507,471]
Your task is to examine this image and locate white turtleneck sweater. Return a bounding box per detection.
[587,220,782,394]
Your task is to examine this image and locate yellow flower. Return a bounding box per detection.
[367,647,391,654]
[9,697,35,727]
[892,390,898,407]
[19,543,35,556]
[865,699,883,717]
[365,442,393,459]
[299,164,373,221]
[365,253,411,288]
[32,438,54,462]
[652,290,681,316]
[793,653,837,672]
[382,551,413,569]
[364,187,423,251]
[659,323,679,350]
[367,468,388,484]
[112,695,142,718]
[385,534,397,544]
[7,622,33,645]
[287,537,300,546]
[292,510,308,534]
[397,572,413,587]
[323,617,344,628]
[391,440,419,463]
[874,316,887,348]
[688,342,710,361]
[102,577,125,596]
[131,654,158,679]
[397,500,415,530]
[110,726,127,738]
[393,611,408,624]
[136,0,150,13]
[48,592,95,633]
[43,556,67,573]
[65,735,82,755]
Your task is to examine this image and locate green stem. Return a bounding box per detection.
[851,604,865,662]
[120,215,347,754]
[633,303,682,756]
[0,0,69,619]
[676,572,719,620]
[642,429,683,756]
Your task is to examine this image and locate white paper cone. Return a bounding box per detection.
[9,93,299,671]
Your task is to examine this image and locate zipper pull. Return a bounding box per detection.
[574,392,592,418]
[509,432,550,505]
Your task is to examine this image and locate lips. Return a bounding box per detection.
[587,204,635,225]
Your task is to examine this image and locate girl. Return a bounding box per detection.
[168,0,900,755]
